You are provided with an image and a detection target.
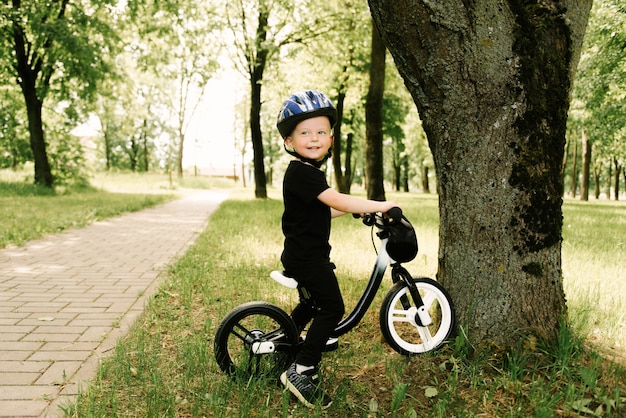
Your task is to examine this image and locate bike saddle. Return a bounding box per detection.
[270,270,298,289]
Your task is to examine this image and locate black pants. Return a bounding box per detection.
[285,261,345,367]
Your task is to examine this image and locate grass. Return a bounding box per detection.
[57,188,625,417]
[0,169,234,249]
[3,169,623,416]
[562,198,625,361]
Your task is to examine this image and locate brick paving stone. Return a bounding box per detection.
[0,386,57,400]
[36,361,83,385]
[0,361,50,373]
[0,372,39,385]
[75,327,108,342]
[0,351,32,361]
[0,326,35,334]
[0,333,30,341]
[0,305,27,315]
[18,319,74,327]
[28,351,92,362]
[0,400,49,417]
[22,334,83,343]
[0,314,28,324]
[38,342,99,352]
[0,342,44,351]
[0,190,228,417]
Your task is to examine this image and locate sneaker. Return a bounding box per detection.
[280,363,332,409]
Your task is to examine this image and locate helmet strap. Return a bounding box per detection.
[283,144,331,169]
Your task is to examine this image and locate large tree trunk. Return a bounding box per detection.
[365,19,386,201]
[369,0,591,346]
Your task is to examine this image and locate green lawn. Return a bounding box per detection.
[0,170,233,249]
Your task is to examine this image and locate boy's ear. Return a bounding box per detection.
[284,138,295,152]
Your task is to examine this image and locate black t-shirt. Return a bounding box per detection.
[281,160,331,268]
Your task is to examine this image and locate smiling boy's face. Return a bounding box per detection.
[284,116,333,162]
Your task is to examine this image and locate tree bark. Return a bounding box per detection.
[365,19,386,201]
[369,0,591,346]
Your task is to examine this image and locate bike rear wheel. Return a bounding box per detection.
[380,277,455,355]
[214,301,299,381]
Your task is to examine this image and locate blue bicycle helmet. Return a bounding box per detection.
[276,90,337,139]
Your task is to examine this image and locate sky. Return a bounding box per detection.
[71,67,246,174]
[182,69,245,173]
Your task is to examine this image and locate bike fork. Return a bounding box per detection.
[392,266,432,326]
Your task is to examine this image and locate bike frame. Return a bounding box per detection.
[214,210,451,375]
[331,236,426,337]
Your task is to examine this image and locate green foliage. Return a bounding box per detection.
[1,0,121,101]
[0,86,31,168]
[569,0,626,195]
[1,0,123,186]
[0,171,177,248]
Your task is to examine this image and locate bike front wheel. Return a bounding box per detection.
[380,277,455,355]
[214,301,299,381]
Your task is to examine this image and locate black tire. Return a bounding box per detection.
[380,277,455,355]
[214,301,299,381]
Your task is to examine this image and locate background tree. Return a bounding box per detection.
[382,93,409,192]
[275,0,374,194]
[365,20,386,201]
[323,0,371,194]
[131,1,222,178]
[570,0,626,201]
[369,0,592,347]
[1,0,119,187]
[225,0,336,198]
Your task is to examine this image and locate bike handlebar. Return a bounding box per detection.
[355,206,404,227]
[387,207,403,222]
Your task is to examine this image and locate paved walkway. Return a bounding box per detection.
[0,190,229,418]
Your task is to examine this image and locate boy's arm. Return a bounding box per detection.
[331,208,347,218]
[318,188,397,214]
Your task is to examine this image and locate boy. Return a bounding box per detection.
[276,90,398,409]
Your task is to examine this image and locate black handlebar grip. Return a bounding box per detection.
[388,206,403,221]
